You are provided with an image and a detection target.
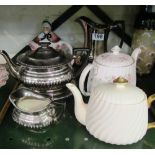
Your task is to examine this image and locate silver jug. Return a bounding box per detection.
[76,16,125,61]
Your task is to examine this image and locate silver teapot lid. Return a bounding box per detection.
[16,43,70,67]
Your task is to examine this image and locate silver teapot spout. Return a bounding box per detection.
[0,50,20,79]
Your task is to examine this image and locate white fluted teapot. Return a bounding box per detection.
[79,45,141,96]
[66,77,155,145]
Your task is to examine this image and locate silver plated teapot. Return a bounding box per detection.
[0,42,73,100]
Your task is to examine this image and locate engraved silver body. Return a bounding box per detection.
[0,45,73,100]
[9,88,65,128]
[16,52,73,87]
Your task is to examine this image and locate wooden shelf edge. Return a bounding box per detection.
[0,82,19,124]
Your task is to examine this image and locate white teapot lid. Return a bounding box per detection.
[94,45,134,67]
[93,77,147,105]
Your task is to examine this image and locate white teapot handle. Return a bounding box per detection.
[79,63,93,96]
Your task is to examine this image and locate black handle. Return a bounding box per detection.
[105,20,125,49]
[76,16,107,29]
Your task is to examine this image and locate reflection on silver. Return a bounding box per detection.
[9,87,65,128]
[0,44,73,100]
[65,137,70,141]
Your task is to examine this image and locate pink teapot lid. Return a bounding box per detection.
[94,46,134,67]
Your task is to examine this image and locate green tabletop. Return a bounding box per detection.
[0,105,155,149]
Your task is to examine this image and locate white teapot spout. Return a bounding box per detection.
[66,83,87,126]
[131,48,141,65]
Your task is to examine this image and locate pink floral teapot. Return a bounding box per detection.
[79,45,141,96]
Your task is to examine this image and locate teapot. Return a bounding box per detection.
[66,77,155,145]
[0,43,73,100]
[79,45,141,96]
[0,45,72,87]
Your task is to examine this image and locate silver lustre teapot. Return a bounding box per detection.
[0,44,72,86]
[0,42,73,100]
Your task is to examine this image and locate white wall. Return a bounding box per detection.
[0,6,69,60]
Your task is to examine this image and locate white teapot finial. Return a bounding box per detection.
[111,45,121,54]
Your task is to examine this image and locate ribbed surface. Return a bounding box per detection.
[12,108,54,129]
[20,65,72,86]
[86,91,148,145]
[22,72,72,86]
[95,52,134,67]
